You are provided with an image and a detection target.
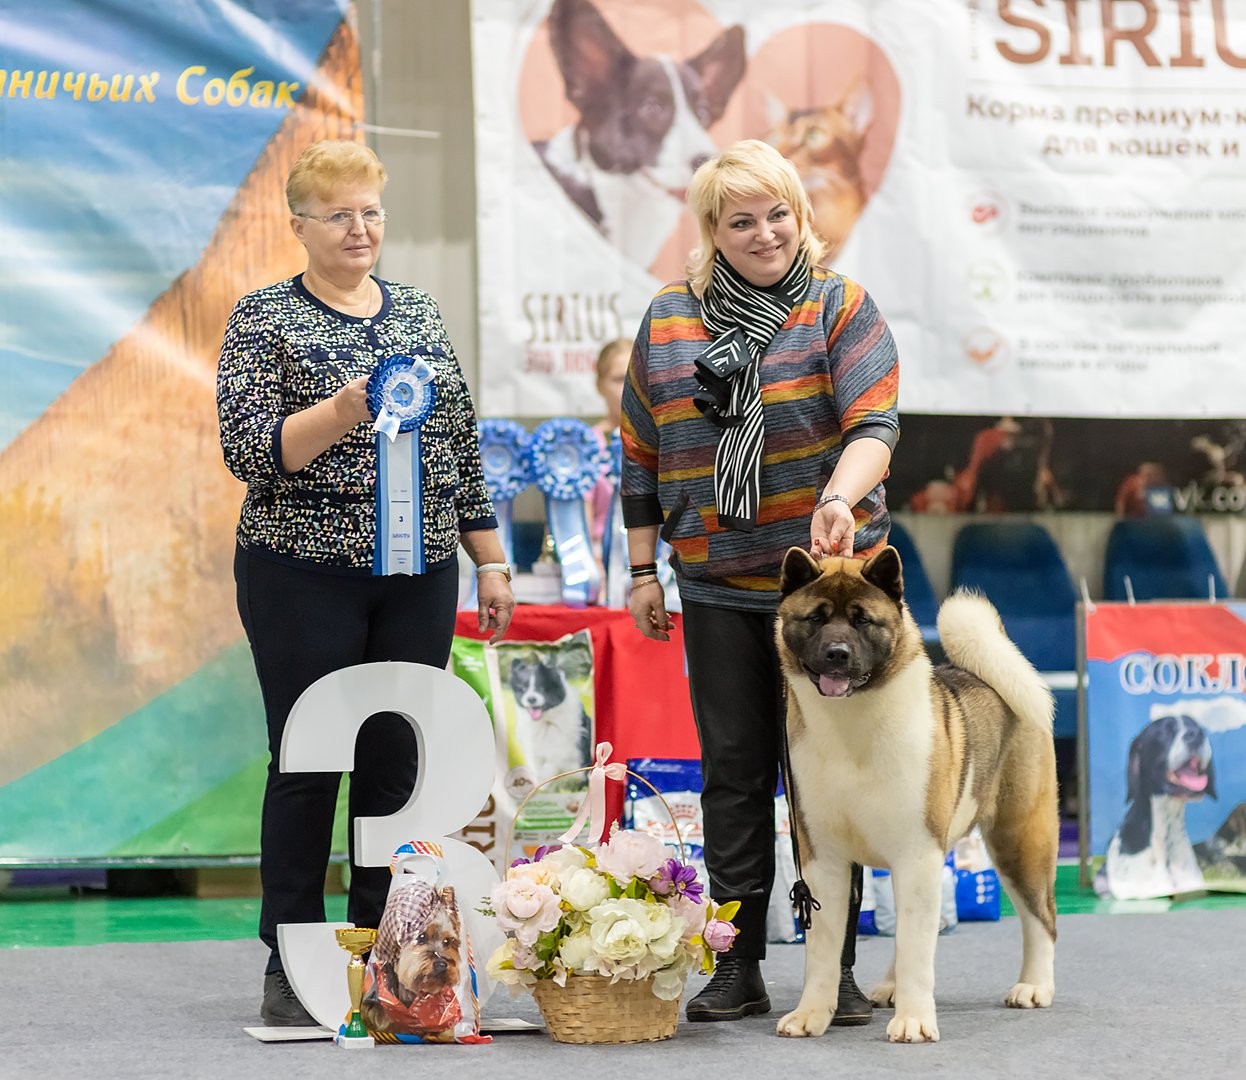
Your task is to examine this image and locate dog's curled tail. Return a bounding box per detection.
[936,590,1054,733]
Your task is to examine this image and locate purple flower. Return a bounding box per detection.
[649,858,704,903]
[509,843,562,869]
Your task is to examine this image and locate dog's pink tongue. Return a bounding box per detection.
[1175,766,1208,791]
[527,707,544,721]
[818,674,851,698]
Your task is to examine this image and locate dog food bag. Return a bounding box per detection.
[356,860,490,1044]
[625,757,708,882]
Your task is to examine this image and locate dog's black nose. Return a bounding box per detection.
[824,643,851,668]
[433,958,447,975]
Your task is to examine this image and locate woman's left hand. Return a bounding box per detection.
[477,572,515,644]
[811,499,856,558]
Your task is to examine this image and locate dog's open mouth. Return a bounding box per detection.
[804,666,871,698]
[1169,759,1210,796]
[526,707,544,721]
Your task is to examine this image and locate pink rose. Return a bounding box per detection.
[703,919,738,953]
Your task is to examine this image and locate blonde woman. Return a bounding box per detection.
[620,139,899,1023]
[217,139,514,1025]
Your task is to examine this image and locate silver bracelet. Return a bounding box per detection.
[814,493,850,511]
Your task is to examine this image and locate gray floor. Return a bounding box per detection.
[13,909,1246,1079]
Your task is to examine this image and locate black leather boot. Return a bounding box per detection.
[831,965,873,1026]
[685,956,771,1022]
[830,863,872,1025]
[260,971,318,1027]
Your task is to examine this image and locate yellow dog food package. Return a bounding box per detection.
[355,843,490,1044]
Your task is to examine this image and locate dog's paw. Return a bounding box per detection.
[776,1006,833,1038]
[1005,981,1054,1009]
[868,979,896,1008]
[886,1012,940,1043]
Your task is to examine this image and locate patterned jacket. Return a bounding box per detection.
[620,267,900,611]
[217,275,496,572]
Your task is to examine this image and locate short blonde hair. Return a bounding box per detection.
[286,140,388,212]
[684,139,827,296]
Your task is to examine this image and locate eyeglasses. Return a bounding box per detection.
[297,208,388,228]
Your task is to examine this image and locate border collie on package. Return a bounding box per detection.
[774,546,1060,1043]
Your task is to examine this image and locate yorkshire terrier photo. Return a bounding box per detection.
[360,881,466,1039]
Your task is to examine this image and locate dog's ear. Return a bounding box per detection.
[1207,756,1218,801]
[862,545,905,605]
[548,0,632,124]
[779,546,822,596]
[1125,730,1146,803]
[687,23,747,125]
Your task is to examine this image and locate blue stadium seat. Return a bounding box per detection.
[949,522,1078,740]
[888,520,939,643]
[1103,517,1228,601]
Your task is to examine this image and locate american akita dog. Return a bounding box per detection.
[773,546,1059,1043]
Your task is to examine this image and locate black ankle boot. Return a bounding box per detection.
[831,965,873,1026]
[685,956,771,1022]
[260,971,319,1027]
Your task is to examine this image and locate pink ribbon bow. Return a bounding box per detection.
[558,741,627,846]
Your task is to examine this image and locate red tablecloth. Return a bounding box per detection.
[454,605,701,820]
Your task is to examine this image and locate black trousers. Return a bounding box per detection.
[681,597,862,964]
[234,546,458,974]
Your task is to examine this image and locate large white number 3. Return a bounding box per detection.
[275,661,502,1028]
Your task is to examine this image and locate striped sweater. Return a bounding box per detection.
[620,267,900,611]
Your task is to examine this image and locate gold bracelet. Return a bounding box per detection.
[631,576,662,590]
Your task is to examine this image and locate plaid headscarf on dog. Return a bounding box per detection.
[372,879,441,967]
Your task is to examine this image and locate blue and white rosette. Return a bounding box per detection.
[529,418,610,607]
[367,352,439,575]
[477,418,532,566]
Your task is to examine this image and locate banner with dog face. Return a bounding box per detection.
[1085,602,1246,899]
[452,630,596,872]
[472,0,1246,419]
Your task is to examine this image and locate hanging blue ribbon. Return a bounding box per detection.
[529,418,610,607]
[603,432,628,608]
[367,352,439,575]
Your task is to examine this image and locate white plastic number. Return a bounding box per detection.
[276,661,502,1028]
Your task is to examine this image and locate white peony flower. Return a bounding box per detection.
[491,876,563,947]
[594,831,668,886]
[558,929,596,972]
[561,866,612,911]
[586,898,654,966]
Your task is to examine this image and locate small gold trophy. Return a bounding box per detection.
[334,927,378,1049]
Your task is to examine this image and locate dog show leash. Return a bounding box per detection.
[778,663,863,934]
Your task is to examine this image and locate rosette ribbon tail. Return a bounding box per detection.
[529,419,609,607]
[368,354,439,576]
[557,741,627,846]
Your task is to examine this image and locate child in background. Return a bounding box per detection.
[588,339,631,585]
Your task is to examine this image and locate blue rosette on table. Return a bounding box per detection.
[367,351,440,575]
[477,418,532,567]
[529,418,610,607]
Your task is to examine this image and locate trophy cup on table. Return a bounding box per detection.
[334,927,378,1048]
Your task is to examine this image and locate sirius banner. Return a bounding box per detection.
[0,0,361,861]
[471,0,1246,419]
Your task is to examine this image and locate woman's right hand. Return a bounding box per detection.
[628,578,673,642]
[333,375,372,427]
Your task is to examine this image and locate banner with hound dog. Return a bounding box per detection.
[1085,602,1246,899]
[472,0,1246,420]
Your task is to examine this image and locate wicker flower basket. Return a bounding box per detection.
[533,974,680,1044]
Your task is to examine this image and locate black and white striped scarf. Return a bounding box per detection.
[693,249,811,531]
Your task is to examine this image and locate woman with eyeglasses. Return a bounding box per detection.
[216,139,514,1026]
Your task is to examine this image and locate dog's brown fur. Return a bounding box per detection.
[774,547,1059,1043]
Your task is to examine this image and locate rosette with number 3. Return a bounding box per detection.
[367,351,440,575]
[529,418,610,607]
